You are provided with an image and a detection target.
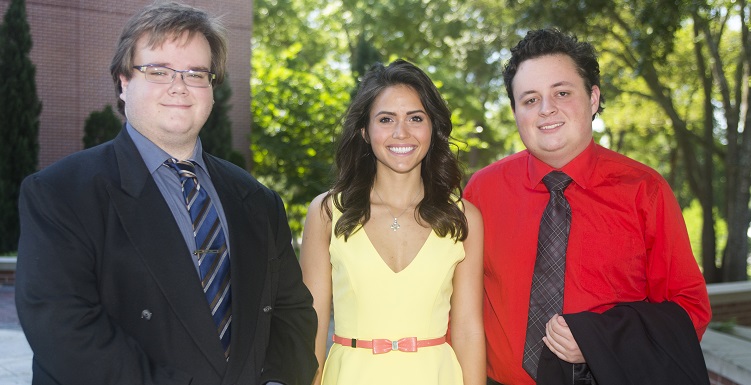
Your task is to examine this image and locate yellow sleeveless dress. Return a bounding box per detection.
[321,205,465,385]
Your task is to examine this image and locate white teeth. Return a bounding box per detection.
[389,146,415,154]
[540,123,563,130]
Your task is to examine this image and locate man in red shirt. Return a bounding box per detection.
[465,28,711,385]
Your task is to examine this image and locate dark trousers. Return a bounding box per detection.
[487,363,596,385]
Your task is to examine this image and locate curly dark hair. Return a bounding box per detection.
[502,28,604,120]
[324,59,467,242]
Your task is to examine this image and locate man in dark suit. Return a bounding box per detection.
[15,3,317,384]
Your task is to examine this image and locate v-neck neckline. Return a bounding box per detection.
[360,226,432,274]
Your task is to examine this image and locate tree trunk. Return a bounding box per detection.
[719,0,751,282]
[721,106,751,282]
[693,21,719,283]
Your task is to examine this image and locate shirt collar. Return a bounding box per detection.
[126,123,207,175]
[527,139,598,190]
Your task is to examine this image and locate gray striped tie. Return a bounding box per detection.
[165,159,232,358]
[522,171,573,379]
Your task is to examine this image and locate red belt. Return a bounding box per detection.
[332,334,446,354]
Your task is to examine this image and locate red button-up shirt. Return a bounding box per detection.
[464,141,711,385]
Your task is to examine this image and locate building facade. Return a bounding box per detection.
[0,0,252,169]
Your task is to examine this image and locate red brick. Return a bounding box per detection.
[0,271,14,286]
[711,301,751,326]
[0,0,252,170]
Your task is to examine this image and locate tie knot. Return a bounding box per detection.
[164,158,197,179]
[542,171,573,192]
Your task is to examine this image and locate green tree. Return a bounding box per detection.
[83,105,122,149]
[252,0,354,237]
[251,44,352,237]
[691,1,751,282]
[201,76,245,168]
[350,34,381,90]
[0,0,41,252]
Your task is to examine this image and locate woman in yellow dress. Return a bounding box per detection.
[300,59,485,385]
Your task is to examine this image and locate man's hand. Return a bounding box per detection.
[543,314,585,364]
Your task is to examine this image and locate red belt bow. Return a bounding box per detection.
[332,334,446,354]
[372,337,417,354]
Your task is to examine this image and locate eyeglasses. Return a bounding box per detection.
[132,65,216,88]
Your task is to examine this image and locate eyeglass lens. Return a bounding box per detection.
[141,66,212,87]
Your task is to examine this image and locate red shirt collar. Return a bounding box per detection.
[526,139,598,190]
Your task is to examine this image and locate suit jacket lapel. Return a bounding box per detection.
[108,131,228,373]
[204,156,268,380]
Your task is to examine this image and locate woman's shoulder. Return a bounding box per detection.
[460,198,481,222]
[307,191,333,214]
[309,191,331,207]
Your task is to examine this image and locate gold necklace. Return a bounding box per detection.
[373,187,421,231]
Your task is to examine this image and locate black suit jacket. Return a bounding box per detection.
[538,301,709,385]
[15,129,317,385]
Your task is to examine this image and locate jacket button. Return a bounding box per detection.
[263,306,272,313]
[141,309,152,320]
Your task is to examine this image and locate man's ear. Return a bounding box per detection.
[119,74,130,103]
[590,85,601,116]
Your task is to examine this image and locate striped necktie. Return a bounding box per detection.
[165,158,232,358]
[522,171,573,379]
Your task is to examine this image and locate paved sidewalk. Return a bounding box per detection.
[0,285,32,385]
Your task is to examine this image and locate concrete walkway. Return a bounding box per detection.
[0,285,31,385]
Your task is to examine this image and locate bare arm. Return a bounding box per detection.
[449,199,486,385]
[299,193,333,385]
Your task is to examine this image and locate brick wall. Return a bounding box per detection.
[708,281,751,327]
[0,271,14,286]
[0,0,252,170]
[0,257,16,286]
[709,296,751,385]
[706,282,751,385]
[712,301,751,327]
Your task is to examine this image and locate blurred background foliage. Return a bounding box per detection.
[250,0,750,281]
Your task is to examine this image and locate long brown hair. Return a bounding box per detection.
[325,59,467,242]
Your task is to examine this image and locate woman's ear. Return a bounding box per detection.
[360,128,369,144]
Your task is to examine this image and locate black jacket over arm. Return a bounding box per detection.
[538,301,709,385]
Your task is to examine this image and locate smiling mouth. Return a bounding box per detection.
[388,146,416,154]
[539,122,563,130]
[162,102,192,108]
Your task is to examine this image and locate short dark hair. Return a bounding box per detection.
[503,28,604,119]
[326,59,467,241]
[109,2,228,115]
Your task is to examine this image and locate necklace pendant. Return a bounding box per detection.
[390,217,400,231]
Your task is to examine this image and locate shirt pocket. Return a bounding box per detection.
[576,228,647,301]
